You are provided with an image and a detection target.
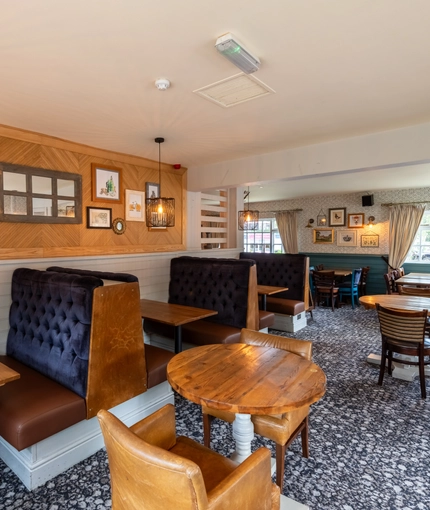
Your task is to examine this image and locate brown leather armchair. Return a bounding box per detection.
[202,328,313,488]
[98,404,280,510]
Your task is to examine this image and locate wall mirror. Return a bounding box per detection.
[0,162,82,224]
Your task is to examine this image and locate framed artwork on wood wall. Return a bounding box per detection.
[125,189,145,222]
[87,206,112,229]
[91,164,122,203]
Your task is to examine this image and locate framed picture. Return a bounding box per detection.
[125,189,145,222]
[146,182,160,199]
[86,206,112,229]
[91,164,122,203]
[361,234,379,247]
[347,213,365,228]
[329,208,346,227]
[337,230,357,247]
[313,228,334,244]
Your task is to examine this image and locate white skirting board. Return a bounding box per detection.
[272,312,307,333]
[0,381,174,490]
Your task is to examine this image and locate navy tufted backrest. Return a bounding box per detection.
[169,256,255,329]
[46,266,138,283]
[6,268,103,398]
[239,252,307,301]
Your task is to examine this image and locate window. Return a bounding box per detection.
[405,210,430,263]
[243,219,284,253]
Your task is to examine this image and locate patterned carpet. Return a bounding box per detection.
[1,306,429,509]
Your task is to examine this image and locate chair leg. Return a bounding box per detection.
[275,442,286,488]
[418,353,426,399]
[203,413,214,448]
[301,416,309,458]
[378,342,387,386]
[387,350,393,376]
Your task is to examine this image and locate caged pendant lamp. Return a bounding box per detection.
[145,137,175,228]
[238,186,259,230]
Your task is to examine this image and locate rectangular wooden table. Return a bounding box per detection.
[140,299,218,353]
[257,284,288,311]
[319,269,352,277]
[0,362,20,386]
[396,273,430,286]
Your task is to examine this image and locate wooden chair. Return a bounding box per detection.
[202,328,313,488]
[358,266,370,296]
[312,270,339,311]
[338,268,362,309]
[383,272,398,294]
[398,285,430,296]
[375,304,430,399]
[98,404,280,510]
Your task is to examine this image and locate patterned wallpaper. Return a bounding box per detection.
[252,187,430,254]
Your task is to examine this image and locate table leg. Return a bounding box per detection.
[230,413,255,463]
[366,353,430,381]
[261,294,267,311]
[174,326,182,354]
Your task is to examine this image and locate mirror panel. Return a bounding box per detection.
[58,200,75,217]
[32,176,52,195]
[3,172,26,192]
[4,195,27,215]
[58,179,75,197]
[32,198,53,216]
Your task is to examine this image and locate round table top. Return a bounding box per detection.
[167,343,326,415]
[359,294,430,311]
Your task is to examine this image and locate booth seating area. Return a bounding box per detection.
[239,252,310,332]
[144,256,273,351]
[0,267,174,490]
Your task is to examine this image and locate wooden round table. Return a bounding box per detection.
[167,343,326,463]
[359,294,430,311]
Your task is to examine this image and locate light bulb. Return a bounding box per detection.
[157,203,163,214]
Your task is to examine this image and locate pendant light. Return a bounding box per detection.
[145,137,175,228]
[238,187,259,230]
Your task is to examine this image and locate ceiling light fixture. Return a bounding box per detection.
[238,187,259,230]
[215,32,260,74]
[145,138,175,228]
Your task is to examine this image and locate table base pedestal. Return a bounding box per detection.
[366,353,430,382]
[280,495,309,509]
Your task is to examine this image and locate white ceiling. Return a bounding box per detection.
[2,1,430,200]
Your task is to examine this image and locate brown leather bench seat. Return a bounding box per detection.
[265,297,305,316]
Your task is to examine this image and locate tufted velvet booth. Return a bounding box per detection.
[239,252,310,317]
[0,267,173,454]
[47,266,139,283]
[144,256,260,348]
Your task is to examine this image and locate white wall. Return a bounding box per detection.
[186,122,430,191]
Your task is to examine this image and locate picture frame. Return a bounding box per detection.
[347,213,365,228]
[146,182,160,200]
[313,228,334,244]
[125,189,145,222]
[337,230,357,247]
[329,208,346,227]
[86,206,112,229]
[91,163,122,203]
[361,234,379,248]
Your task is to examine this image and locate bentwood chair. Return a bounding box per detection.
[202,328,313,488]
[376,304,430,399]
[338,268,362,309]
[312,270,339,311]
[98,404,280,510]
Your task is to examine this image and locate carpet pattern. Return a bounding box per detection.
[1,306,429,509]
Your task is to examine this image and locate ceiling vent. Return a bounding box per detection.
[193,73,275,108]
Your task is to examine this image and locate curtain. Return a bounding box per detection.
[275,211,298,254]
[388,204,426,269]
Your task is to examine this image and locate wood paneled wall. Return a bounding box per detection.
[0,125,187,259]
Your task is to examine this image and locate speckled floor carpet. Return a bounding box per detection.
[1,306,429,509]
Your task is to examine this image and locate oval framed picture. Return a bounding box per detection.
[112,217,126,235]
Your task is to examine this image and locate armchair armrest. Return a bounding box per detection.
[240,328,312,360]
[207,447,280,510]
[130,403,176,450]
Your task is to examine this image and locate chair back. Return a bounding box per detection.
[352,268,362,286]
[376,304,428,345]
[313,270,335,288]
[98,409,209,510]
[398,285,430,297]
[383,272,397,294]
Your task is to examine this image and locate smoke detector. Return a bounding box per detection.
[155,78,170,91]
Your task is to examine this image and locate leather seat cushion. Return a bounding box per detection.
[265,298,305,316]
[0,355,86,451]
[259,311,275,329]
[144,319,241,345]
[144,345,175,388]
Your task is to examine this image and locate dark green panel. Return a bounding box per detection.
[302,253,389,295]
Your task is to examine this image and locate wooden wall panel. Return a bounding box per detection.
[0,125,186,260]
